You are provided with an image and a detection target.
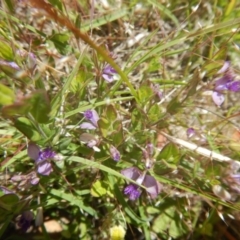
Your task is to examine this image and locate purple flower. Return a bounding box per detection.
[0,186,15,194]
[80,110,99,130]
[217,61,230,74]
[0,60,21,71]
[212,62,240,106]
[123,184,141,200]
[11,171,40,186]
[121,167,161,200]
[18,211,34,232]
[214,73,240,92]
[28,143,57,176]
[110,145,120,161]
[214,73,234,92]
[212,91,225,106]
[228,81,240,92]
[102,64,118,83]
[186,128,196,138]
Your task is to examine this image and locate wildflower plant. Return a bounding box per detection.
[1,0,240,239]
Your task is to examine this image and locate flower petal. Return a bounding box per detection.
[228,81,240,92]
[110,145,120,161]
[27,143,40,161]
[123,184,141,200]
[37,161,52,176]
[83,110,99,127]
[215,74,233,91]
[0,186,14,194]
[186,128,195,138]
[102,73,115,83]
[212,91,224,106]
[217,61,230,74]
[121,167,141,180]
[143,175,162,199]
[79,122,96,130]
[30,177,40,185]
[18,211,34,232]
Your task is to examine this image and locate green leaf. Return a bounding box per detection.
[91,180,108,197]
[98,118,110,138]
[105,105,117,122]
[0,194,19,211]
[0,84,15,105]
[1,90,50,123]
[131,108,144,131]
[0,41,13,60]
[167,96,182,115]
[49,33,70,55]
[138,84,153,104]
[152,206,187,238]
[48,0,63,10]
[200,223,213,236]
[14,117,41,141]
[111,121,123,146]
[3,0,14,12]
[49,189,97,216]
[30,91,51,123]
[1,99,32,118]
[148,104,161,122]
[158,142,180,164]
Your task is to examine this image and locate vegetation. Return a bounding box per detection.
[1,0,240,239]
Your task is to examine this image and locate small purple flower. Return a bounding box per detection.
[0,186,15,194]
[214,73,234,92]
[28,143,57,176]
[18,211,34,232]
[11,171,40,186]
[228,81,240,92]
[214,74,240,92]
[212,91,225,106]
[121,167,161,200]
[212,68,240,106]
[217,61,230,74]
[0,60,21,71]
[123,184,141,200]
[186,128,196,138]
[110,145,120,161]
[102,64,118,83]
[80,110,100,130]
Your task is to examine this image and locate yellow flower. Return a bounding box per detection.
[110,225,126,240]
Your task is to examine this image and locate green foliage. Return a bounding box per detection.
[0,84,15,105]
[0,41,13,60]
[49,33,70,55]
[1,0,240,239]
[14,117,41,141]
[2,91,50,124]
